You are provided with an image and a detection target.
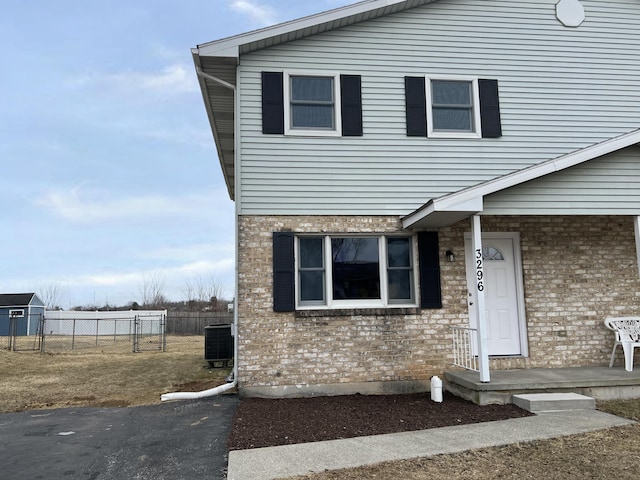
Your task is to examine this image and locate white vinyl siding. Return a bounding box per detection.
[482,146,640,215]
[236,0,640,215]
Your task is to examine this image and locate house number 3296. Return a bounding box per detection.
[475,249,484,292]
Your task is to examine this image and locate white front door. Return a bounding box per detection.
[465,234,526,356]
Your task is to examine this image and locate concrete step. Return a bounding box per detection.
[512,393,596,413]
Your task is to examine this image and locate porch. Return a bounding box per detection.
[445,366,640,405]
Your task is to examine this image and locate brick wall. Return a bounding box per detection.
[237,215,640,396]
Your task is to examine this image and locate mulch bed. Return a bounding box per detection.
[227,391,534,450]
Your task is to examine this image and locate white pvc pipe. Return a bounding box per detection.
[161,380,236,402]
[161,311,239,402]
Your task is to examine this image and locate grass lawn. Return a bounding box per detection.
[0,340,230,413]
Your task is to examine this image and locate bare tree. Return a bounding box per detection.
[139,271,167,308]
[36,280,67,310]
[183,275,227,311]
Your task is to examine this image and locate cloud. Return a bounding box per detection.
[108,120,214,148]
[70,258,235,299]
[77,259,233,287]
[229,0,277,26]
[143,243,234,263]
[34,187,227,224]
[73,63,198,96]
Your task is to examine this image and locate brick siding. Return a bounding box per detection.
[237,215,640,395]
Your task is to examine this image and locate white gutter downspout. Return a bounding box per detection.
[161,65,238,402]
[194,67,236,92]
[635,216,640,278]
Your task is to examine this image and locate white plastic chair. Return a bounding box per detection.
[604,317,640,372]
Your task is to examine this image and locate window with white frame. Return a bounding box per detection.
[427,77,481,138]
[296,235,416,308]
[284,73,341,135]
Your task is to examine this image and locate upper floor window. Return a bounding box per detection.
[262,71,362,137]
[405,76,502,139]
[284,72,341,136]
[426,77,481,138]
[290,76,336,130]
[296,235,416,309]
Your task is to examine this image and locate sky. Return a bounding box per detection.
[1,0,353,308]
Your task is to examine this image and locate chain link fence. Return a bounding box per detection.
[1,311,234,354]
[40,312,166,353]
[0,312,43,351]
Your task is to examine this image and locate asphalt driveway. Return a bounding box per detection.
[0,395,238,480]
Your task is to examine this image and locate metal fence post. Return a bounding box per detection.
[9,317,14,352]
[162,314,167,352]
[40,315,45,353]
[133,315,138,353]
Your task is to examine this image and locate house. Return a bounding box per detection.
[193,0,640,398]
[0,293,45,336]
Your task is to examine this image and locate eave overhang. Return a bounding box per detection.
[402,128,640,229]
[192,0,438,200]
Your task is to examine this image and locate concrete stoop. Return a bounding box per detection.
[512,393,596,413]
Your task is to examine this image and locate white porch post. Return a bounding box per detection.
[635,216,640,277]
[471,215,491,382]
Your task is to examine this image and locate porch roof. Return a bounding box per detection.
[402,128,640,229]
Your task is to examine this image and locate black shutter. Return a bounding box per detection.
[262,72,284,134]
[273,232,295,312]
[418,232,442,309]
[340,75,363,136]
[479,79,502,138]
[405,77,427,137]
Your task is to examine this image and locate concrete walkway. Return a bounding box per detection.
[227,409,635,480]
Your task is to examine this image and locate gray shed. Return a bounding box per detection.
[0,293,45,336]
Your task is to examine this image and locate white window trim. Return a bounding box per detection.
[295,234,418,310]
[426,75,481,139]
[283,70,342,137]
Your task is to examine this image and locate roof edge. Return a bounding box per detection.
[403,128,640,229]
[195,0,412,57]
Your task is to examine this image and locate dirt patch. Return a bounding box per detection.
[227,391,533,450]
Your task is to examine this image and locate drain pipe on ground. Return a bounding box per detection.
[161,320,238,402]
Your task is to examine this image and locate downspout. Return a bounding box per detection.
[634,216,640,277]
[194,67,236,92]
[161,64,238,402]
